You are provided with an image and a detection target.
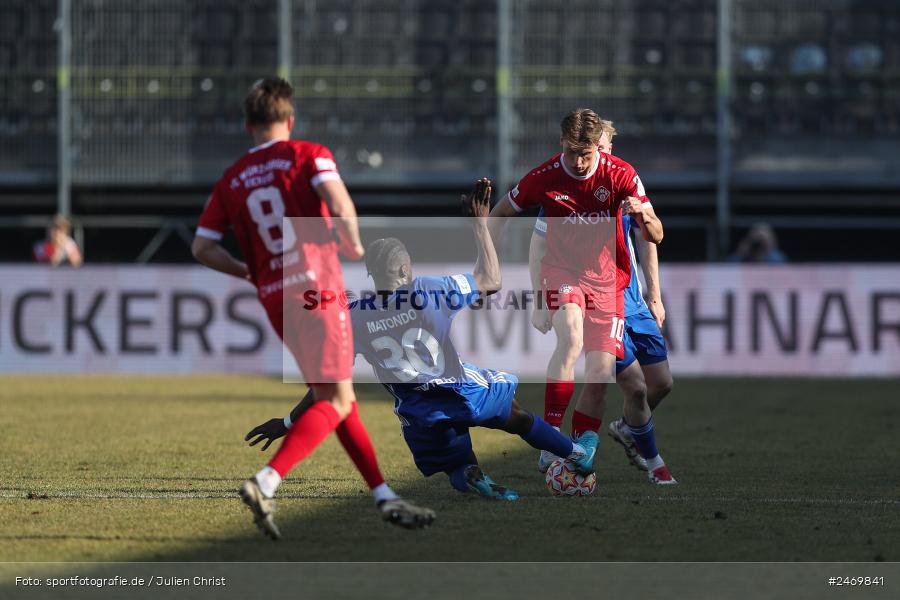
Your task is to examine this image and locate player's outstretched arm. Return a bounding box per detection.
[244,388,316,451]
[635,233,666,328]
[528,230,551,334]
[316,178,365,260]
[464,178,502,295]
[191,236,250,280]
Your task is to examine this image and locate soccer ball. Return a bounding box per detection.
[545,458,597,496]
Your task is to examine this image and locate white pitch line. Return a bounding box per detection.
[617,495,900,506]
[0,490,360,500]
[1,490,897,505]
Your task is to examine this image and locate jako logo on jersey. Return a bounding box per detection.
[559,284,573,294]
[563,210,612,224]
[594,186,610,203]
[554,194,569,201]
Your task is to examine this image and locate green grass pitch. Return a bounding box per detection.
[0,375,897,562]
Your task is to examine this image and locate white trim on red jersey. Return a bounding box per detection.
[196,226,224,241]
[559,151,601,181]
[507,188,524,212]
[310,171,342,188]
[247,138,282,153]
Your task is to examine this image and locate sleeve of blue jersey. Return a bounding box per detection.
[534,207,547,238]
[416,273,481,312]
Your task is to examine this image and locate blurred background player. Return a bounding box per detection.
[33,214,83,267]
[530,119,676,484]
[487,108,664,477]
[243,179,592,500]
[191,77,434,538]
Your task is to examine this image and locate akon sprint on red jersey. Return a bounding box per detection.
[509,150,650,292]
[196,138,352,381]
[509,151,651,356]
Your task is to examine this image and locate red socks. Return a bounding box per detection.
[544,379,575,428]
[269,400,386,491]
[545,381,603,437]
[335,402,386,490]
[571,410,602,438]
[268,401,341,477]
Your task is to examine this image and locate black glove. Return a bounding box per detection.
[244,418,288,451]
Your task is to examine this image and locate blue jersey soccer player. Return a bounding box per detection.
[245,179,592,500]
[529,118,676,485]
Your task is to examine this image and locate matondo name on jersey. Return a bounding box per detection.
[365,309,418,334]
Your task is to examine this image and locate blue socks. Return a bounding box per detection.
[522,414,574,458]
[448,464,472,492]
[447,415,577,492]
[625,416,659,459]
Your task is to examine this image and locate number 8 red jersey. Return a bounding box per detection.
[196,139,343,302]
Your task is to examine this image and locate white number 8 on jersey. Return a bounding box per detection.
[246,186,297,255]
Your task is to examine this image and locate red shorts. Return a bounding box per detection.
[262,286,353,383]
[541,265,624,359]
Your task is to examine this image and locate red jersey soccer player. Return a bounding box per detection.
[192,77,434,538]
[529,118,677,485]
[487,108,663,471]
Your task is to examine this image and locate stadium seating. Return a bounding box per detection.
[0,0,57,183]
[732,1,900,180]
[0,0,898,187]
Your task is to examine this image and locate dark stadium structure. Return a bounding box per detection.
[1,0,899,263]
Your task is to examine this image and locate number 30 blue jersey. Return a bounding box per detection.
[349,273,481,387]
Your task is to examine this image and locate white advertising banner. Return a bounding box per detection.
[656,264,900,376]
[1,264,898,377]
[0,266,280,374]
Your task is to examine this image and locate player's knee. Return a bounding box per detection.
[553,308,583,340]
[329,395,355,419]
[628,384,648,406]
[584,362,613,385]
[620,377,647,407]
[313,384,355,419]
[649,375,673,402]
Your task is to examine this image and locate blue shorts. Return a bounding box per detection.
[398,364,518,477]
[616,308,669,374]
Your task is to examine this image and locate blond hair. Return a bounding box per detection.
[599,119,616,141]
[244,77,295,126]
[560,108,604,149]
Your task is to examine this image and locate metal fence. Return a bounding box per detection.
[1,0,899,191]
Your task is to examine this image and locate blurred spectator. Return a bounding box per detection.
[728,223,787,264]
[33,214,83,267]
